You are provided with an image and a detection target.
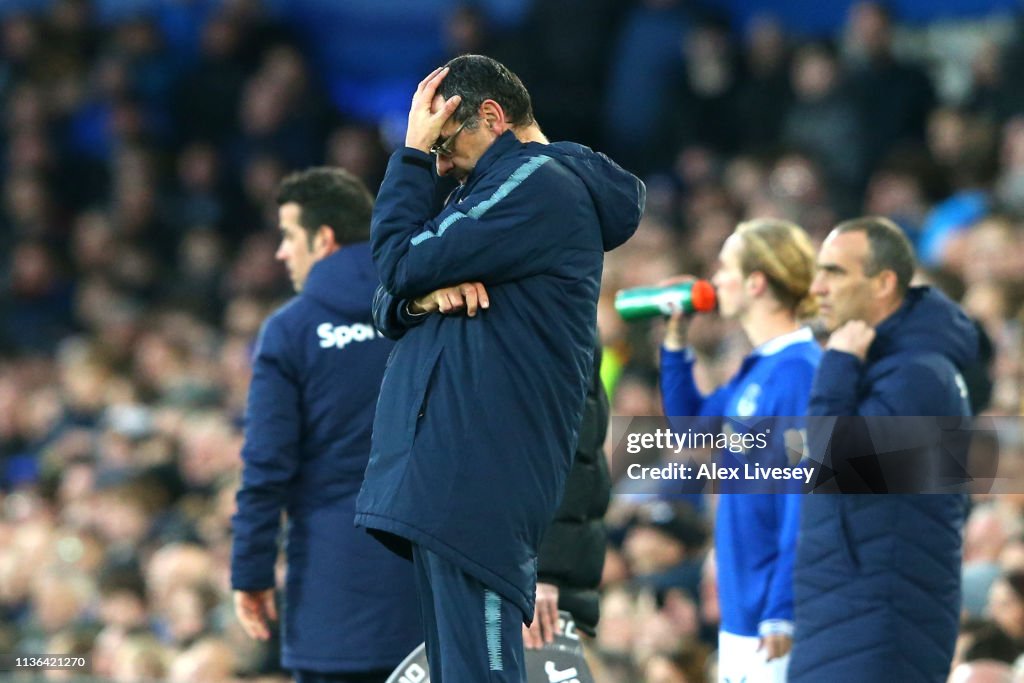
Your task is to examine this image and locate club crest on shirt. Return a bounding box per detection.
[735,384,761,417]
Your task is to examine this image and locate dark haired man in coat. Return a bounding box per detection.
[231,168,421,683]
[356,55,643,682]
[790,216,977,683]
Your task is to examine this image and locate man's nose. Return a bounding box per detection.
[810,275,827,297]
[275,244,287,261]
[436,156,453,176]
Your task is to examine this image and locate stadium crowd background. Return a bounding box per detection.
[2,0,1024,681]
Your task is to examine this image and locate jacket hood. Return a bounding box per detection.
[869,286,978,371]
[541,142,645,251]
[302,241,378,318]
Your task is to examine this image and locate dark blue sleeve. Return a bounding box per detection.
[231,316,302,590]
[808,350,863,416]
[371,285,429,341]
[808,350,973,494]
[371,148,569,299]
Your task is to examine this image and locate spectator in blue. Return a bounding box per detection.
[231,167,421,683]
[790,216,977,683]
[660,218,822,683]
[355,55,643,682]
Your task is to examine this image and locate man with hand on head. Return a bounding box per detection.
[231,168,421,683]
[357,54,643,682]
[790,216,977,683]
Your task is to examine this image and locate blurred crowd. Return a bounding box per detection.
[2,0,1024,681]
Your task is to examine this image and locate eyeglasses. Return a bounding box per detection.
[429,117,474,158]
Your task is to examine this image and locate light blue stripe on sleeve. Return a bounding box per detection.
[409,154,551,246]
[411,211,464,245]
[484,589,503,671]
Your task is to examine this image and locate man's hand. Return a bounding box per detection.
[826,320,876,360]
[758,633,792,661]
[523,582,559,649]
[410,282,490,316]
[233,589,277,641]
[659,275,696,351]
[405,66,461,153]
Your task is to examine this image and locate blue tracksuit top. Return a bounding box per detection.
[790,286,976,683]
[661,327,821,638]
[355,132,644,621]
[231,244,422,672]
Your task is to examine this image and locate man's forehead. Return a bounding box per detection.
[820,230,868,264]
[279,202,301,221]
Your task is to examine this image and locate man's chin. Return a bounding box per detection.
[815,314,838,334]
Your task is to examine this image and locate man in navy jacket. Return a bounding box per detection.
[355,55,643,682]
[790,216,977,682]
[231,168,421,683]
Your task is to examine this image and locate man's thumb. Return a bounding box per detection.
[264,591,278,621]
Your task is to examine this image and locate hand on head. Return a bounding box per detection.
[405,67,461,154]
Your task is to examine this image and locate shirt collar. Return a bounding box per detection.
[753,326,814,357]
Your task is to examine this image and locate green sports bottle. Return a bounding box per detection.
[614,280,717,321]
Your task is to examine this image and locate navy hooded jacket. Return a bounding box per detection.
[355,132,644,621]
[790,286,977,683]
[231,244,421,673]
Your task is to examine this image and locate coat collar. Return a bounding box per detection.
[465,131,522,186]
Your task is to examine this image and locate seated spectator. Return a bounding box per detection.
[644,647,711,683]
[965,505,1017,617]
[621,501,709,596]
[168,636,236,683]
[110,633,170,683]
[782,42,865,196]
[988,571,1024,649]
[96,566,148,631]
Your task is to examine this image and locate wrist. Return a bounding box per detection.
[664,340,686,352]
[758,619,794,637]
[663,333,688,352]
[406,300,429,316]
[663,319,689,351]
[404,134,434,154]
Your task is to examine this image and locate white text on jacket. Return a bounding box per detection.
[317,323,379,349]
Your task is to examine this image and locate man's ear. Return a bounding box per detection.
[874,269,899,300]
[480,99,508,134]
[746,271,768,297]
[315,226,339,255]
